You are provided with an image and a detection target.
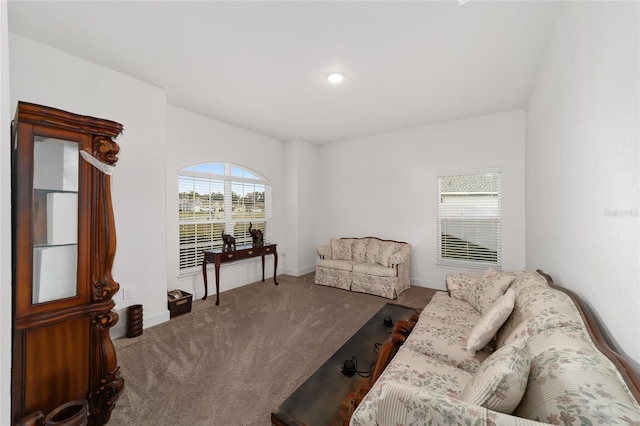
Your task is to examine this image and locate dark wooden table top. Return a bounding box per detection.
[271,303,418,426]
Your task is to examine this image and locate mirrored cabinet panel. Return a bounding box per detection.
[32,137,79,304]
[12,102,124,426]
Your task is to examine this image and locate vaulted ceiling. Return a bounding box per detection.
[8,1,562,144]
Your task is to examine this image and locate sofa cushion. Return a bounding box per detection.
[381,347,473,398]
[514,346,640,424]
[467,288,516,355]
[330,238,352,260]
[500,307,586,348]
[460,338,530,414]
[508,270,549,294]
[352,262,396,278]
[404,321,491,374]
[419,291,483,329]
[355,348,473,426]
[497,286,578,347]
[316,258,355,272]
[352,239,369,263]
[469,268,515,314]
[404,294,492,374]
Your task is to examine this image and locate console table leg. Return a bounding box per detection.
[262,255,266,282]
[202,260,208,301]
[215,260,221,306]
[273,251,279,285]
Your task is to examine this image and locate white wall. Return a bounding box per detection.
[9,33,170,335]
[317,109,526,289]
[526,2,640,367]
[1,3,12,425]
[283,139,318,276]
[165,105,284,299]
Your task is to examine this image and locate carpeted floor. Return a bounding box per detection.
[108,273,436,425]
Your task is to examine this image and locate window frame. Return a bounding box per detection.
[178,162,271,272]
[436,170,502,269]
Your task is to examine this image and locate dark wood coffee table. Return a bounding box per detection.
[271,303,418,426]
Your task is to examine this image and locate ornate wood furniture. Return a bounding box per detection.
[271,303,419,426]
[11,102,124,425]
[365,270,640,403]
[350,270,640,424]
[202,243,278,305]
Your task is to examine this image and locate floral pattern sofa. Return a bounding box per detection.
[315,237,412,299]
[351,269,640,425]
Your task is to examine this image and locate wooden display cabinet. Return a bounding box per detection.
[11,102,124,425]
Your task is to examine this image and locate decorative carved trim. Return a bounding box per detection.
[87,374,124,426]
[337,236,410,245]
[15,101,123,137]
[91,172,119,302]
[88,310,123,425]
[369,314,419,386]
[92,311,119,331]
[92,135,120,167]
[14,301,115,330]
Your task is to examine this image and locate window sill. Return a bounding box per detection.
[436,260,501,271]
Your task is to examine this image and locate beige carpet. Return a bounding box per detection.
[108,273,436,426]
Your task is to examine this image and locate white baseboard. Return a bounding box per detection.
[283,265,316,277]
[409,277,446,291]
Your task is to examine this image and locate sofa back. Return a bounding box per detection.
[329,237,408,267]
[497,271,640,423]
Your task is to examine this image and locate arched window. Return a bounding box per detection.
[178,163,271,270]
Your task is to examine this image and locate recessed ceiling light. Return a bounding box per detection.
[327,73,344,84]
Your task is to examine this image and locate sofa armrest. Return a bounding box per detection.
[359,382,547,426]
[389,244,411,266]
[317,244,331,259]
[446,272,481,302]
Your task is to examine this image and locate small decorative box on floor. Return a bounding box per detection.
[168,290,192,318]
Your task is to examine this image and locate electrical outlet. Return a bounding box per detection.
[122,287,132,300]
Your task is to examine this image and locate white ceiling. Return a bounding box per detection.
[7,1,562,144]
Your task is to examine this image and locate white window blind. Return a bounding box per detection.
[178,163,271,270]
[437,172,501,267]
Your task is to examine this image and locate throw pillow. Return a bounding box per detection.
[469,268,515,314]
[467,289,516,355]
[460,338,530,414]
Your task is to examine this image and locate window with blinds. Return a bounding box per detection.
[437,171,501,267]
[178,163,271,270]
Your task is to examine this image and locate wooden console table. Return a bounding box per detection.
[202,243,278,305]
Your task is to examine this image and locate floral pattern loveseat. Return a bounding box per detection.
[351,269,640,425]
[315,237,412,299]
